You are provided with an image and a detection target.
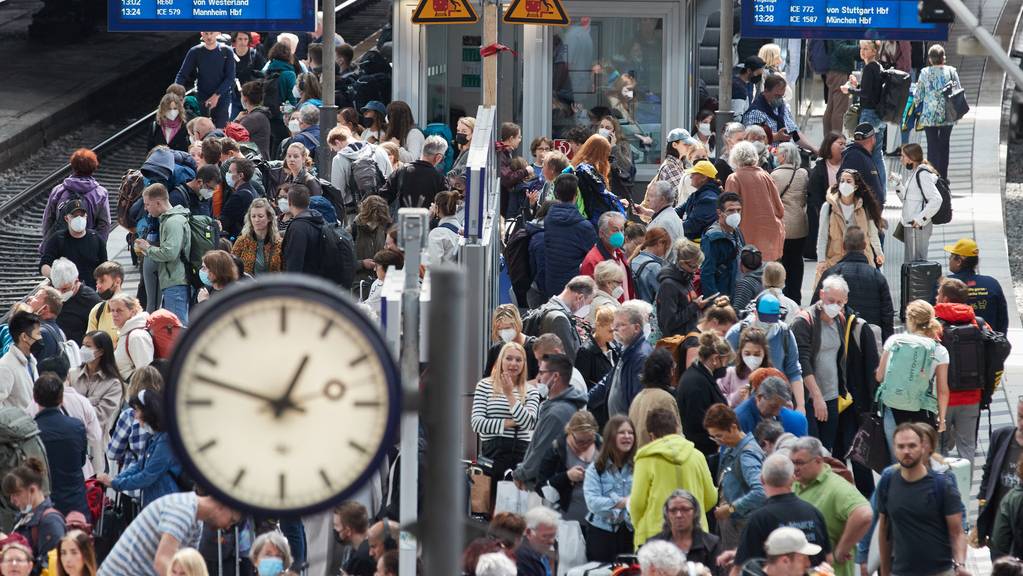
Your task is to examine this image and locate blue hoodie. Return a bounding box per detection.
[700,222,744,299]
[543,202,597,298]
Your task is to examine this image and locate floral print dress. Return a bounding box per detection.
[913,64,961,128]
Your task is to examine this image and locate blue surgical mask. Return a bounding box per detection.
[225,172,236,188]
[258,557,285,576]
[609,231,625,249]
[199,268,213,287]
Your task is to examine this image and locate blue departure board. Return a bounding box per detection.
[741,0,948,40]
[108,0,314,31]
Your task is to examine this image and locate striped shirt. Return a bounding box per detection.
[471,378,540,442]
[98,492,202,576]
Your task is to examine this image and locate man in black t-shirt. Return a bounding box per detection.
[728,453,830,575]
[877,423,967,576]
[39,199,107,290]
[333,501,375,576]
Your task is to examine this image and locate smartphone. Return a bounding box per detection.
[704,292,721,301]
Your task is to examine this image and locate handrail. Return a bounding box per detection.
[0,278,50,324]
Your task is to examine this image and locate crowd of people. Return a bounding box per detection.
[0,19,1018,576]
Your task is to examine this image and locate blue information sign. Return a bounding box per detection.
[741,0,948,40]
[108,0,314,31]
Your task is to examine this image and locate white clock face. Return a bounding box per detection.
[173,294,395,513]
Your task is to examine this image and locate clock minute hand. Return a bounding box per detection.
[272,355,310,417]
[194,374,305,413]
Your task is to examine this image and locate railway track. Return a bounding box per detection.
[0,3,388,312]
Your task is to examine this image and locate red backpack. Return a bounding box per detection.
[126,309,183,361]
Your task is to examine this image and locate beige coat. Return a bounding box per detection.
[725,165,786,261]
[771,164,809,239]
[815,192,883,284]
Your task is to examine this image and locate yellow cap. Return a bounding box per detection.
[943,238,978,257]
[686,160,718,179]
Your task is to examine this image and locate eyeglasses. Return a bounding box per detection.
[667,506,695,514]
[790,458,814,467]
[2,559,29,566]
[536,147,552,152]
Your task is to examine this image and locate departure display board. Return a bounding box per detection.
[108,0,314,31]
[741,0,948,40]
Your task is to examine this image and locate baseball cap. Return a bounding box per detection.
[742,56,766,72]
[944,238,979,257]
[360,100,387,116]
[853,123,876,140]
[687,160,718,179]
[756,293,781,324]
[667,128,698,146]
[740,244,763,270]
[59,199,86,218]
[764,527,823,557]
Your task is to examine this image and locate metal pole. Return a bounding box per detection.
[423,265,466,576]
[941,0,1023,88]
[715,0,734,159]
[398,208,428,576]
[319,0,339,179]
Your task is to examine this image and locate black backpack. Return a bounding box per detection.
[354,73,392,110]
[502,219,535,306]
[940,321,987,391]
[347,150,385,203]
[318,178,348,224]
[355,48,391,76]
[916,167,952,225]
[521,306,562,338]
[879,68,912,123]
[980,324,1012,410]
[261,72,284,119]
[318,222,356,288]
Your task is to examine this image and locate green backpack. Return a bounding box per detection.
[878,334,938,413]
[179,212,219,289]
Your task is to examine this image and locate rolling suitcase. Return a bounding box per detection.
[900,231,941,320]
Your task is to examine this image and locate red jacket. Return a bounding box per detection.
[579,242,636,303]
[934,302,982,406]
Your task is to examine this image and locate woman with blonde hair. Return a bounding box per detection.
[471,342,540,506]
[169,548,208,576]
[109,294,152,380]
[757,43,784,74]
[271,142,321,196]
[232,198,283,275]
[676,331,732,456]
[630,227,672,303]
[589,260,625,324]
[575,305,619,390]
[149,93,189,152]
[483,305,538,379]
[536,410,601,521]
[875,300,949,452]
[573,134,626,225]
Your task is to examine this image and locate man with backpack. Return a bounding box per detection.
[877,423,968,576]
[332,132,391,211]
[281,184,325,275]
[528,275,596,364]
[380,136,448,215]
[0,404,49,532]
[542,173,597,300]
[133,184,192,324]
[934,278,993,482]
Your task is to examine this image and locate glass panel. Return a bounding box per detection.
[552,17,663,164]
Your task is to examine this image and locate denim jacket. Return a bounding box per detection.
[716,433,766,520]
[583,461,634,532]
[111,431,181,508]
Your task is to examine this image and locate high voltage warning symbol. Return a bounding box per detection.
[503,0,569,25]
[411,0,479,24]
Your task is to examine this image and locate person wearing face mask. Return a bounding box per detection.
[588,261,625,326]
[512,354,588,492]
[704,403,766,550]
[718,327,774,408]
[24,288,67,363]
[726,294,805,413]
[148,93,190,152]
[693,110,716,155]
[655,239,704,340]
[96,389,183,509]
[742,75,815,156]
[731,57,766,120]
[472,342,541,506]
[815,168,885,285]
[744,125,775,172]
[634,181,683,244]
[605,301,654,418]
[0,313,42,413]
[535,275,597,363]
[2,455,66,569]
[86,261,124,346]
[574,306,620,393]
[483,305,539,380]
[249,531,294,576]
[70,331,123,450]
[580,211,636,303]
[700,193,745,301]
[40,201,107,292]
[220,158,258,239]
[838,123,885,207]
[446,117,477,190]
[281,105,321,160]
[655,128,699,197]
[812,226,894,342]
[893,142,943,262]
[358,101,388,144]
[724,142,785,264]
[675,331,732,457]
[45,258,101,347]
[790,275,852,452]
[196,250,240,304]
[40,149,111,250]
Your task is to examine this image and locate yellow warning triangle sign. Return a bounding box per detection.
[503,0,569,25]
[411,0,479,24]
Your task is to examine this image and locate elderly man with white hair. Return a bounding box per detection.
[581,211,636,303]
[381,134,448,211]
[638,540,688,576]
[789,274,850,451]
[724,141,785,263]
[515,506,561,576]
[606,300,654,417]
[635,181,684,244]
[48,257,101,345]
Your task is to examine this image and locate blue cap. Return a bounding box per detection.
[361,100,387,115]
[757,293,781,323]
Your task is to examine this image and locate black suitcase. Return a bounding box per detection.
[900,231,941,320]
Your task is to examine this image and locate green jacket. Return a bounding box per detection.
[629,433,717,548]
[991,486,1023,557]
[146,205,191,289]
[827,41,860,75]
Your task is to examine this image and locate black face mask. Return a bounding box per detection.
[712,365,728,379]
[29,337,44,358]
[903,162,914,170]
[455,133,469,146]
[98,288,116,300]
[360,116,375,129]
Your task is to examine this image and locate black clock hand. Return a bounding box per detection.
[273,355,310,417]
[194,374,306,413]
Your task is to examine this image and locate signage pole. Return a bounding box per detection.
[715,0,733,160]
[397,208,428,576]
[423,265,466,576]
[483,0,499,106]
[319,0,338,177]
